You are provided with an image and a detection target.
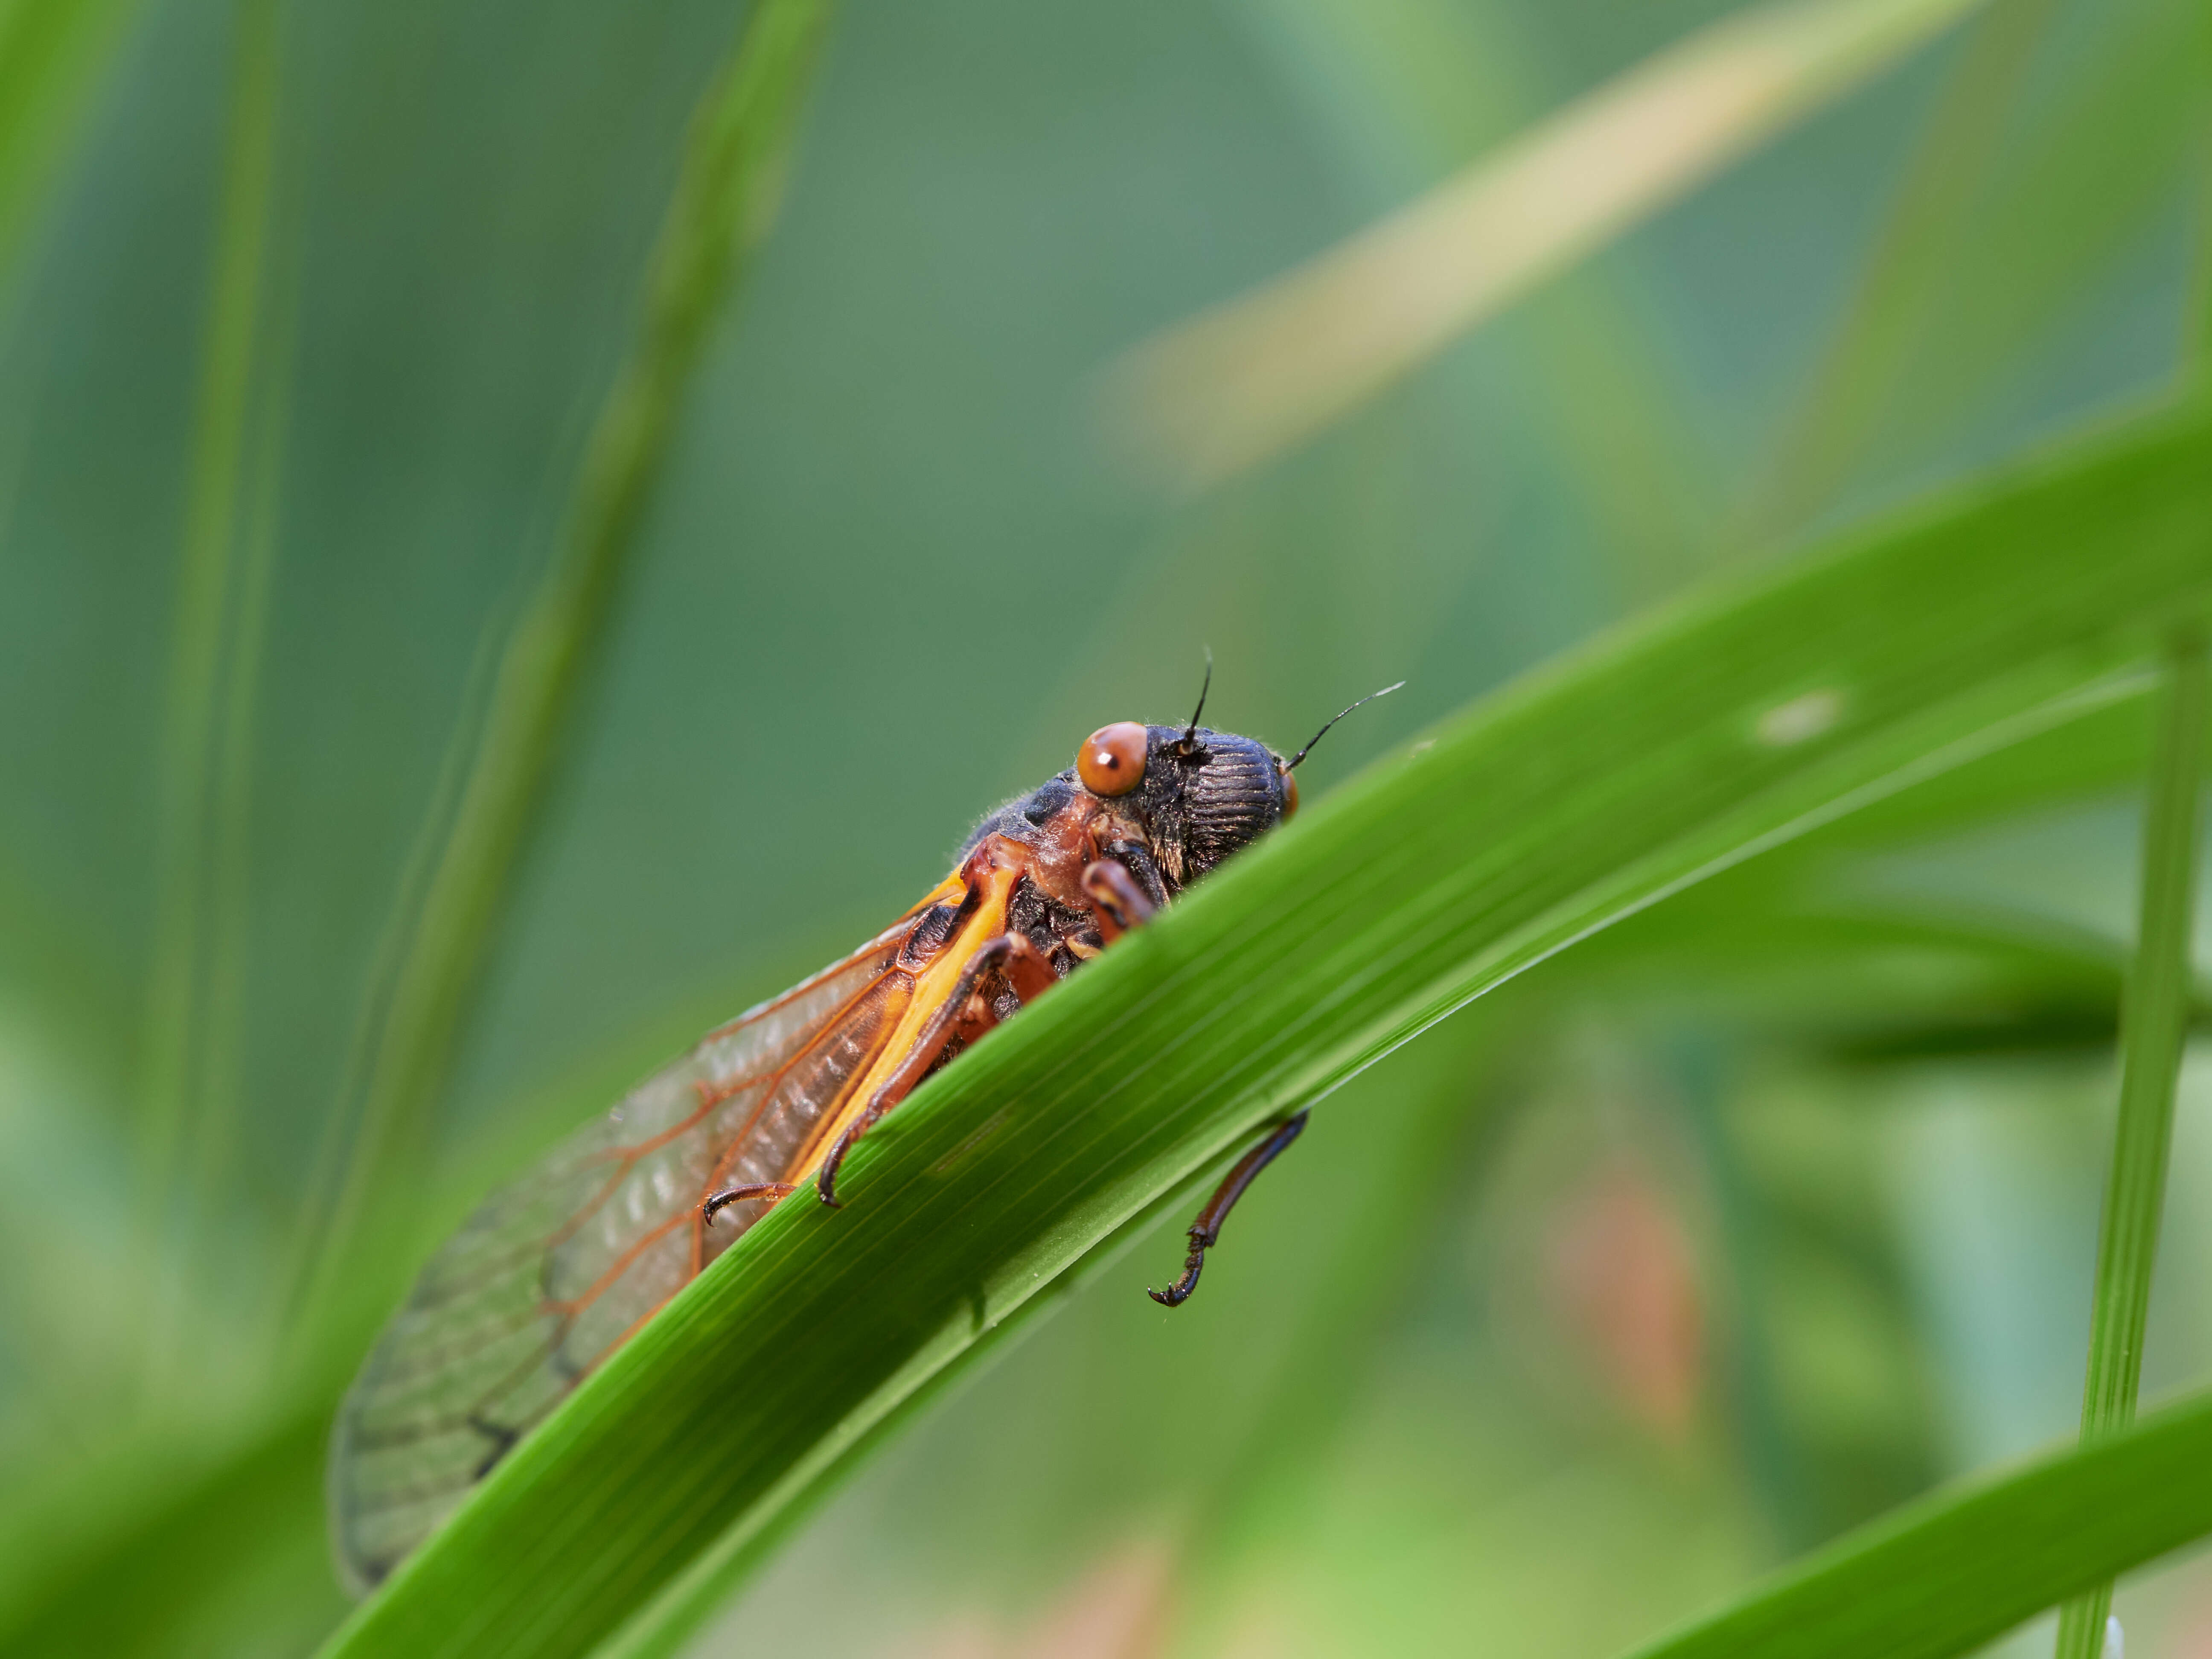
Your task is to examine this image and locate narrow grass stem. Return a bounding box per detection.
[136,0,285,1396]
[1737,0,2054,545]
[283,0,835,1347]
[2053,632,2208,1659]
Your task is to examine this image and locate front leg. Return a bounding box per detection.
[1100,839,1168,908]
[1083,859,1157,936]
[815,932,1054,1207]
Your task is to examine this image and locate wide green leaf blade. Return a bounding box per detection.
[1621,1383,2212,1659]
[321,405,2212,1659]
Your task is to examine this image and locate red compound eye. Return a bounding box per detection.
[1279,766,1299,821]
[1077,722,1148,796]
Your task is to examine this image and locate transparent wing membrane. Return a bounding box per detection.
[328,923,916,1589]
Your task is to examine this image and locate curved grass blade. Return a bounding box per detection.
[1618,1383,2212,1659]
[285,0,837,1342]
[137,0,290,1392]
[1103,0,1983,494]
[1735,0,2056,545]
[320,405,2212,1659]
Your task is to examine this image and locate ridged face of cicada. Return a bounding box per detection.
[1173,730,1288,875]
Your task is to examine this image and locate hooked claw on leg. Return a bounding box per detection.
[1147,1110,1309,1309]
[815,1126,862,1210]
[702,1182,799,1225]
[1148,1223,1217,1307]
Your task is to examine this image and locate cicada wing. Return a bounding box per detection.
[328,922,921,1592]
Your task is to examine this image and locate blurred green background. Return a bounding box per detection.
[0,0,2206,1652]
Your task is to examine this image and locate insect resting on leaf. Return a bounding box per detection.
[327,670,1400,1591]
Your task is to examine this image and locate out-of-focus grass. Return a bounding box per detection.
[1734,0,2058,544]
[0,0,143,280]
[1104,0,1984,492]
[283,0,836,1348]
[2053,637,2206,1658]
[139,0,287,1394]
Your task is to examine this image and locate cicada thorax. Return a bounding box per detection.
[697,828,1097,1197]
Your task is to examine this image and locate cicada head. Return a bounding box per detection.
[988,682,1395,897]
[1074,722,1295,889]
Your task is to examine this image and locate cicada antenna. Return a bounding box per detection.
[1286,681,1404,771]
[1178,648,1214,753]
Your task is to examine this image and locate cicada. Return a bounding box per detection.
[328,678,1395,1590]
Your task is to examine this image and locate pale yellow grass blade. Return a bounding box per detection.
[1106,0,1982,493]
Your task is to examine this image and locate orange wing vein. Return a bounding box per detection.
[326,894,946,1590]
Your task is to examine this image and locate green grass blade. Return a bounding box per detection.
[0,0,144,285]
[2053,632,2207,1659]
[1104,0,1983,494]
[1616,1383,2212,1659]
[0,1409,336,1657]
[317,404,2212,1659]
[1852,0,2200,481]
[136,0,286,1391]
[2194,18,2212,402]
[285,0,836,1340]
[1736,0,2055,545]
[1223,0,1726,597]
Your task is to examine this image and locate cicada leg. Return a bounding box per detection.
[701,1182,800,1226]
[1082,858,1157,937]
[1149,1110,1310,1308]
[1101,840,1168,907]
[814,932,1055,1207]
[464,1413,521,1479]
[1078,851,1309,1308]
